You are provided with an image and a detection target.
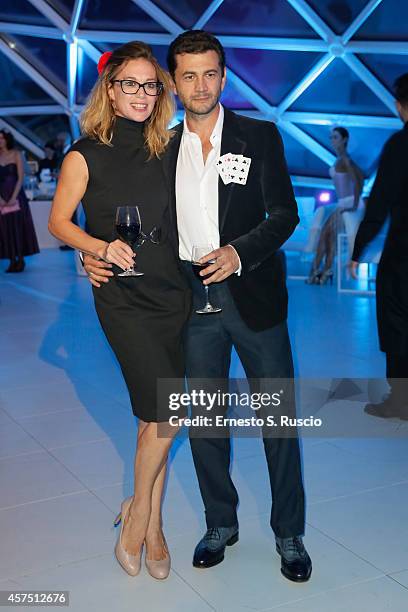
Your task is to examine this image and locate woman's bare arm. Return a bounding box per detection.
[48,151,134,269]
[345,158,364,210]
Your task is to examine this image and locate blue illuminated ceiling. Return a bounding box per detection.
[0,0,406,190]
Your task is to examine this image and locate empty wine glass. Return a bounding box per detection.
[191,245,222,314]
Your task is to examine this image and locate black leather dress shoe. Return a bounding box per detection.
[193,526,239,568]
[275,536,312,582]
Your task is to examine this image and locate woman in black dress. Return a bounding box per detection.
[49,42,191,580]
[0,130,39,272]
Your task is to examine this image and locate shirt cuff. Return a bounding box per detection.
[226,244,242,276]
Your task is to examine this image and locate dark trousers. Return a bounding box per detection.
[386,353,408,405]
[182,262,305,538]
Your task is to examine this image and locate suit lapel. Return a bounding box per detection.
[218,109,247,233]
[163,124,183,248]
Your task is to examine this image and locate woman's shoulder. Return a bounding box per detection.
[68,136,102,156]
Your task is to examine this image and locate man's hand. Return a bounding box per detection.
[83,255,113,288]
[348,260,359,279]
[199,245,240,284]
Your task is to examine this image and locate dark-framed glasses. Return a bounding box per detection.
[112,79,163,96]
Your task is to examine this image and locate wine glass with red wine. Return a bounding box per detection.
[191,245,222,314]
[115,206,144,277]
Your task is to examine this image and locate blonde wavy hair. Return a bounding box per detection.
[81,41,175,158]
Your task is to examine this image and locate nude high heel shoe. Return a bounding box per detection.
[113,496,142,576]
[145,535,171,580]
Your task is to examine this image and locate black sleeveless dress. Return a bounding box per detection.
[0,162,39,260]
[69,116,191,422]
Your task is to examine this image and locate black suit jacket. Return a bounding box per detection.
[163,108,299,331]
[352,122,408,354]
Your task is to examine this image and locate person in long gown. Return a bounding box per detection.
[0,130,39,272]
[48,41,191,580]
[306,127,364,285]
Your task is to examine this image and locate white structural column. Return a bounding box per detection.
[0,22,61,39]
[0,105,63,116]
[66,0,86,138]
[25,0,101,139]
[67,41,80,138]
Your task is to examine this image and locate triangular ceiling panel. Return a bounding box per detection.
[0,0,54,26]
[206,0,319,37]
[6,114,71,146]
[0,53,56,106]
[47,0,76,21]
[291,58,394,117]
[280,130,330,178]
[354,0,408,40]
[225,49,325,106]
[10,35,67,95]
[358,53,408,91]
[153,0,212,29]
[306,0,368,35]
[0,0,404,189]
[79,0,167,32]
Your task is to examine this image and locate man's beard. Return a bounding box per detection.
[183,93,220,117]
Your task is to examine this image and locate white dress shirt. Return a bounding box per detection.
[175,104,241,272]
[176,104,223,261]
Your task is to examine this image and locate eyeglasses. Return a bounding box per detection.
[112,79,163,96]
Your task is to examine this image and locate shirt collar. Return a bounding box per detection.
[183,103,224,144]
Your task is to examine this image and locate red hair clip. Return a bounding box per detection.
[97,51,113,75]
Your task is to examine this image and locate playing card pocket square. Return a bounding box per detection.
[215,153,252,185]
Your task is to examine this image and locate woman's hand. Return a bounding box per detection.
[98,239,135,271]
[348,261,359,279]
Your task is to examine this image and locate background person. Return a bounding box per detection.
[350,73,408,420]
[0,129,39,272]
[306,127,364,285]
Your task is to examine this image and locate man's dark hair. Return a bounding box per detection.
[167,30,226,77]
[333,126,349,142]
[0,129,15,150]
[394,73,408,106]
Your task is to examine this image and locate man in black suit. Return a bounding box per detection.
[84,31,311,582]
[350,73,408,420]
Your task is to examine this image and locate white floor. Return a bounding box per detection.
[1,250,407,612]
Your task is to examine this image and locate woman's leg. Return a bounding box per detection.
[6,257,17,272]
[120,420,179,556]
[322,213,339,271]
[307,218,331,280]
[145,462,169,560]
